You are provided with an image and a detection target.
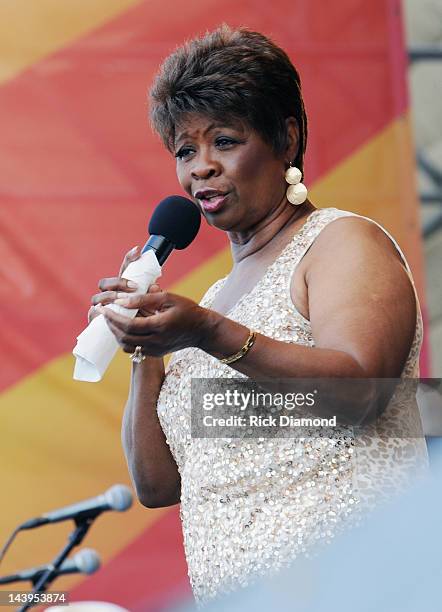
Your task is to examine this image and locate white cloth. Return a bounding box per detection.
[73,250,161,382]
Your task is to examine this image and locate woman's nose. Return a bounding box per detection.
[190,154,220,180]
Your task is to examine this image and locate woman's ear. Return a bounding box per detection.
[285,117,300,164]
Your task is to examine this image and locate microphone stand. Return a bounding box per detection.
[17,517,94,612]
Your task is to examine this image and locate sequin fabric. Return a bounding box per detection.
[157,207,428,605]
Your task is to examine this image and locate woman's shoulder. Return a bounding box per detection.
[308,207,407,267]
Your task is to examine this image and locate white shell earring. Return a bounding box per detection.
[285,164,308,206]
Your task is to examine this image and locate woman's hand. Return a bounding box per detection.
[88,245,141,323]
[96,291,215,357]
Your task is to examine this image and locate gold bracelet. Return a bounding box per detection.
[219,330,257,365]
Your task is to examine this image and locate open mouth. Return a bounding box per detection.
[195,191,229,213]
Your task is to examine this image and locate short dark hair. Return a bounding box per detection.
[149,25,308,175]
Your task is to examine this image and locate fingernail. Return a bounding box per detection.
[96,304,106,314]
[127,281,138,289]
[129,245,139,254]
[115,298,130,306]
[117,292,131,298]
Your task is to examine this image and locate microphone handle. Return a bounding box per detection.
[142,235,174,265]
[41,491,113,524]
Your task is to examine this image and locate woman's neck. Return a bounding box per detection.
[228,199,316,263]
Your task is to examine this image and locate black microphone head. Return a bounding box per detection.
[148,196,201,250]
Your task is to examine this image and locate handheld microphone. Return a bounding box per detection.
[142,195,201,264]
[20,484,133,529]
[0,548,100,585]
[73,196,201,382]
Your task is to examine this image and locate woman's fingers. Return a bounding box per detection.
[96,303,165,353]
[103,319,155,352]
[88,305,100,324]
[97,295,166,331]
[137,283,163,316]
[89,247,151,326]
[97,277,138,292]
[119,245,141,276]
[91,290,120,306]
[93,278,138,308]
[91,282,163,319]
[113,290,169,312]
[96,290,203,355]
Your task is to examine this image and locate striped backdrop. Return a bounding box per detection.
[0,1,429,609]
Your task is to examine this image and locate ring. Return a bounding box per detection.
[130,345,145,363]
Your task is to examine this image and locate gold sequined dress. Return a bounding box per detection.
[157,207,428,604]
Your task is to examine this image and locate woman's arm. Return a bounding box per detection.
[122,356,181,508]
[91,248,181,509]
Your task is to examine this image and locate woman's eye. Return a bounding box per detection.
[175,147,194,160]
[215,137,236,148]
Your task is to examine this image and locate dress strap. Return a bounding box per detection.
[287,207,354,263]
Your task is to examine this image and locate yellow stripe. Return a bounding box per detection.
[0,0,141,84]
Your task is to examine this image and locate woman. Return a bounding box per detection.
[92,27,428,604]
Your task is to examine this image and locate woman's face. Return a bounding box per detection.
[174,114,289,232]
